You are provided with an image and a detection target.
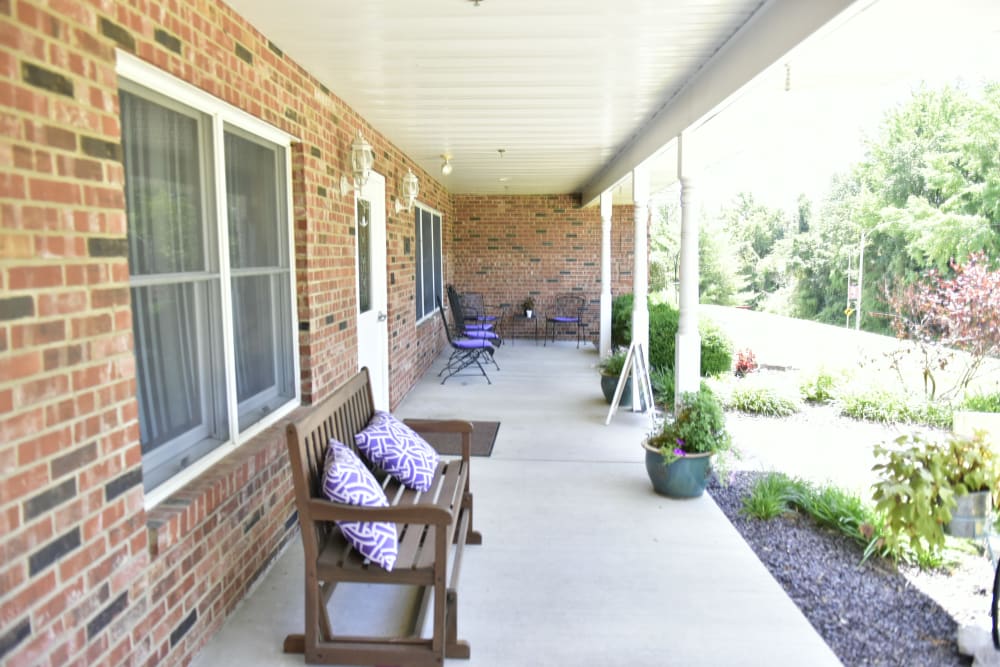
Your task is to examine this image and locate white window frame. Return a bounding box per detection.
[117,52,301,510]
[414,204,443,323]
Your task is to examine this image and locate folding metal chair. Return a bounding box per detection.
[544,294,586,348]
[446,285,502,346]
[459,291,505,338]
[436,297,498,384]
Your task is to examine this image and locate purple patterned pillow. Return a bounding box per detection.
[354,410,440,492]
[322,439,398,571]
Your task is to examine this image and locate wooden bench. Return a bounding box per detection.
[283,367,482,666]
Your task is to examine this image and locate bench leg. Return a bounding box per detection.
[446,589,470,659]
[463,492,483,545]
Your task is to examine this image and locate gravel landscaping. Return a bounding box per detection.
[710,406,996,666]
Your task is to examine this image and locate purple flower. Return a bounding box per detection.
[673,448,686,457]
[675,438,685,448]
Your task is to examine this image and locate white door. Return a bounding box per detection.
[355,171,389,410]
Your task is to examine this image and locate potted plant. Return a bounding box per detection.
[521,296,535,318]
[940,430,999,538]
[642,387,731,498]
[872,431,1000,560]
[598,350,631,406]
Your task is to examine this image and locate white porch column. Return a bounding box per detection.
[631,165,650,411]
[675,132,701,408]
[599,190,613,358]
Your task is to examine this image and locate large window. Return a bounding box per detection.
[414,205,442,320]
[118,56,298,499]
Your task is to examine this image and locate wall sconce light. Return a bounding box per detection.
[339,130,375,196]
[440,154,453,176]
[394,168,419,214]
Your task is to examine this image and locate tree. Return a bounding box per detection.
[718,192,792,308]
[884,252,1000,400]
[791,83,1000,332]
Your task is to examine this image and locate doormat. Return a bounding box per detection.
[418,421,499,457]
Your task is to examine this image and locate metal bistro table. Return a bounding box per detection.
[509,313,539,345]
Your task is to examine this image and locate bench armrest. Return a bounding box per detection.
[404,419,474,462]
[307,498,453,526]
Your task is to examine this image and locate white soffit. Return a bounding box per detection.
[221,0,859,201]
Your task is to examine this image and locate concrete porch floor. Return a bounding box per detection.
[192,338,842,667]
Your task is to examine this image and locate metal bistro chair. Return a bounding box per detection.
[446,285,503,347]
[436,296,498,384]
[459,291,506,339]
[544,294,586,348]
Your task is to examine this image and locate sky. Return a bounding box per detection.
[690,0,1000,215]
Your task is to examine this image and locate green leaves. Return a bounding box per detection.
[870,431,999,563]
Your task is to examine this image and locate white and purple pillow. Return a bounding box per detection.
[355,410,440,492]
[322,439,398,571]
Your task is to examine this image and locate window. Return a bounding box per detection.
[414,205,442,321]
[118,56,298,499]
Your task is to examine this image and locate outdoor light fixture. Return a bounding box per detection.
[394,168,419,214]
[340,130,375,195]
[440,155,453,176]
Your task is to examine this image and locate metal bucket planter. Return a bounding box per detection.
[946,490,993,539]
[643,444,711,498]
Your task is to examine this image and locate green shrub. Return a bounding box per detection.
[839,389,953,428]
[742,473,887,561]
[650,366,674,407]
[613,293,732,378]
[598,350,627,376]
[647,302,680,369]
[699,320,733,377]
[800,369,838,404]
[741,473,800,520]
[729,386,800,417]
[962,391,1000,413]
[611,294,634,348]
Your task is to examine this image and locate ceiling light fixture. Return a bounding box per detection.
[440,155,453,176]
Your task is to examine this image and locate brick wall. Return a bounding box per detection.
[0,0,449,665]
[451,195,639,341]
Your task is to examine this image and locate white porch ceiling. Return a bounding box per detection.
[222,0,860,204]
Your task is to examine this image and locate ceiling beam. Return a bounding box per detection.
[579,0,863,206]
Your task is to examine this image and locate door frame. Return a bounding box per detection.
[355,171,389,410]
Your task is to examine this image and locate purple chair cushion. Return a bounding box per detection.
[322,439,398,571]
[355,410,441,492]
[550,316,579,322]
[453,337,493,349]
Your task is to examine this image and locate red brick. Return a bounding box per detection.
[7,265,64,290]
[0,460,50,505]
[43,343,85,371]
[37,290,88,316]
[0,503,21,535]
[0,350,42,380]
[0,406,45,444]
[16,428,71,467]
[10,319,66,347]
[28,178,80,205]
[0,232,33,264]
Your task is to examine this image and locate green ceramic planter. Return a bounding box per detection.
[601,373,632,407]
[643,445,711,498]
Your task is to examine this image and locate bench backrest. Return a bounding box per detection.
[286,367,376,551]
